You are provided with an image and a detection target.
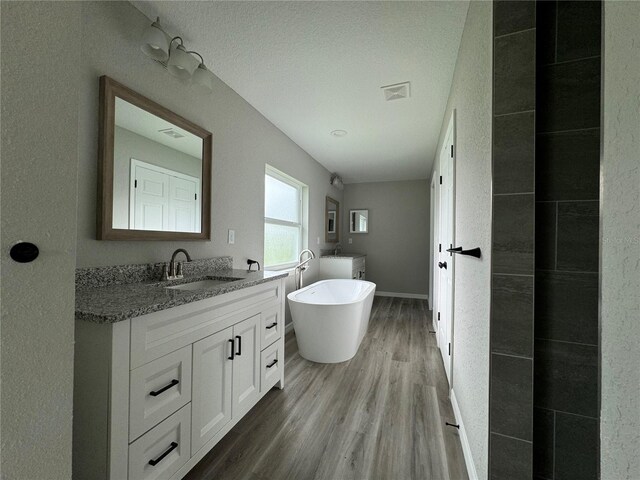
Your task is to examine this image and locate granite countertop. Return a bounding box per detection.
[320,253,366,259]
[75,268,288,324]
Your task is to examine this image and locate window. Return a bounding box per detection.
[264,166,307,268]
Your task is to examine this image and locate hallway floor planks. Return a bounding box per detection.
[185,296,469,480]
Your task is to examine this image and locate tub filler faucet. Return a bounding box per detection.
[295,249,316,290]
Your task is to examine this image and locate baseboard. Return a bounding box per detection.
[450,389,479,480]
[375,291,429,300]
[284,322,294,334]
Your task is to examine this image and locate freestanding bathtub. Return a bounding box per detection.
[287,279,376,363]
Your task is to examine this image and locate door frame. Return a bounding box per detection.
[434,110,456,388]
[430,173,439,324]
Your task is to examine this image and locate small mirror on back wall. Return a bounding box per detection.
[325,196,340,243]
[350,209,369,233]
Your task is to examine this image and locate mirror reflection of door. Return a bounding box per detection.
[129,159,200,232]
[113,97,204,233]
[325,196,340,243]
[327,212,336,233]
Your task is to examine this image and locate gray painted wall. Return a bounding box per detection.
[2,1,342,476]
[431,2,492,478]
[601,2,640,478]
[342,180,429,296]
[76,1,342,278]
[113,126,202,229]
[1,3,81,478]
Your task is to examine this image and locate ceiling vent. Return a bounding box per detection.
[158,127,185,139]
[381,81,411,101]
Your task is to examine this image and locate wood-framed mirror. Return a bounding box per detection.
[97,76,212,240]
[325,196,340,243]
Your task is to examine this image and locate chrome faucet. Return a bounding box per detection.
[334,243,342,256]
[295,249,316,289]
[164,248,192,280]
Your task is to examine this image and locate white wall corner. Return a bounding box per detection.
[451,389,479,480]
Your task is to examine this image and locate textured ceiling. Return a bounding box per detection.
[131,1,469,183]
[116,98,203,158]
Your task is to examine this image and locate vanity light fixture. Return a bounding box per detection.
[330,173,344,190]
[140,17,216,94]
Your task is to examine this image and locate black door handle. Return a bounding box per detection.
[228,339,235,360]
[235,335,242,356]
[148,442,178,466]
[266,322,278,330]
[266,359,278,368]
[446,246,482,258]
[149,379,179,397]
[438,261,448,269]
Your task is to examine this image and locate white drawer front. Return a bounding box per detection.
[130,281,282,369]
[260,340,283,393]
[260,304,282,350]
[130,346,192,441]
[128,404,191,480]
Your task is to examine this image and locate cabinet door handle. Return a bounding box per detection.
[266,322,278,330]
[235,335,242,356]
[228,339,235,360]
[148,442,178,466]
[149,379,179,397]
[266,359,278,368]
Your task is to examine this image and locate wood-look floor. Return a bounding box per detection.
[185,296,469,480]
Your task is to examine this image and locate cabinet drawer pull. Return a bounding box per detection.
[148,442,178,466]
[266,322,278,330]
[228,339,235,360]
[266,359,278,369]
[149,379,179,397]
[235,335,242,356]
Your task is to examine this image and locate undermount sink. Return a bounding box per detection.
[166,277,242,291]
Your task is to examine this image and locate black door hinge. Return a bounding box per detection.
[451,145,454,157]
[448,343,451,355]
[439,243,442,252]
[195,193,197,200]
[437,312,440,321]
[134,179,138,188]
[439,176,443,185]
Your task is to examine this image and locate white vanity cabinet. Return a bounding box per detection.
[73,278,286,480]
[318,255,366,280]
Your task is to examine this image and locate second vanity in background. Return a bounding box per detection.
[318,253,366,280]
[73,257,287,480]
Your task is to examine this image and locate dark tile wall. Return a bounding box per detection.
[490,2,536,478]
[491,2,601,479]
[533,2,601,479]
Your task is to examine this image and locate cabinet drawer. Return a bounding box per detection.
[130,346,192,441]
[260,304,282,350]
[130,280,283,368]
[128,404,191,480]
[260,340,283,393]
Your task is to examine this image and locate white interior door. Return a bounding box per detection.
[436,116,455,384]
[131,163,169,231]
[231,315,261,419]
[130,159,200,232]
[168,175,199,232]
